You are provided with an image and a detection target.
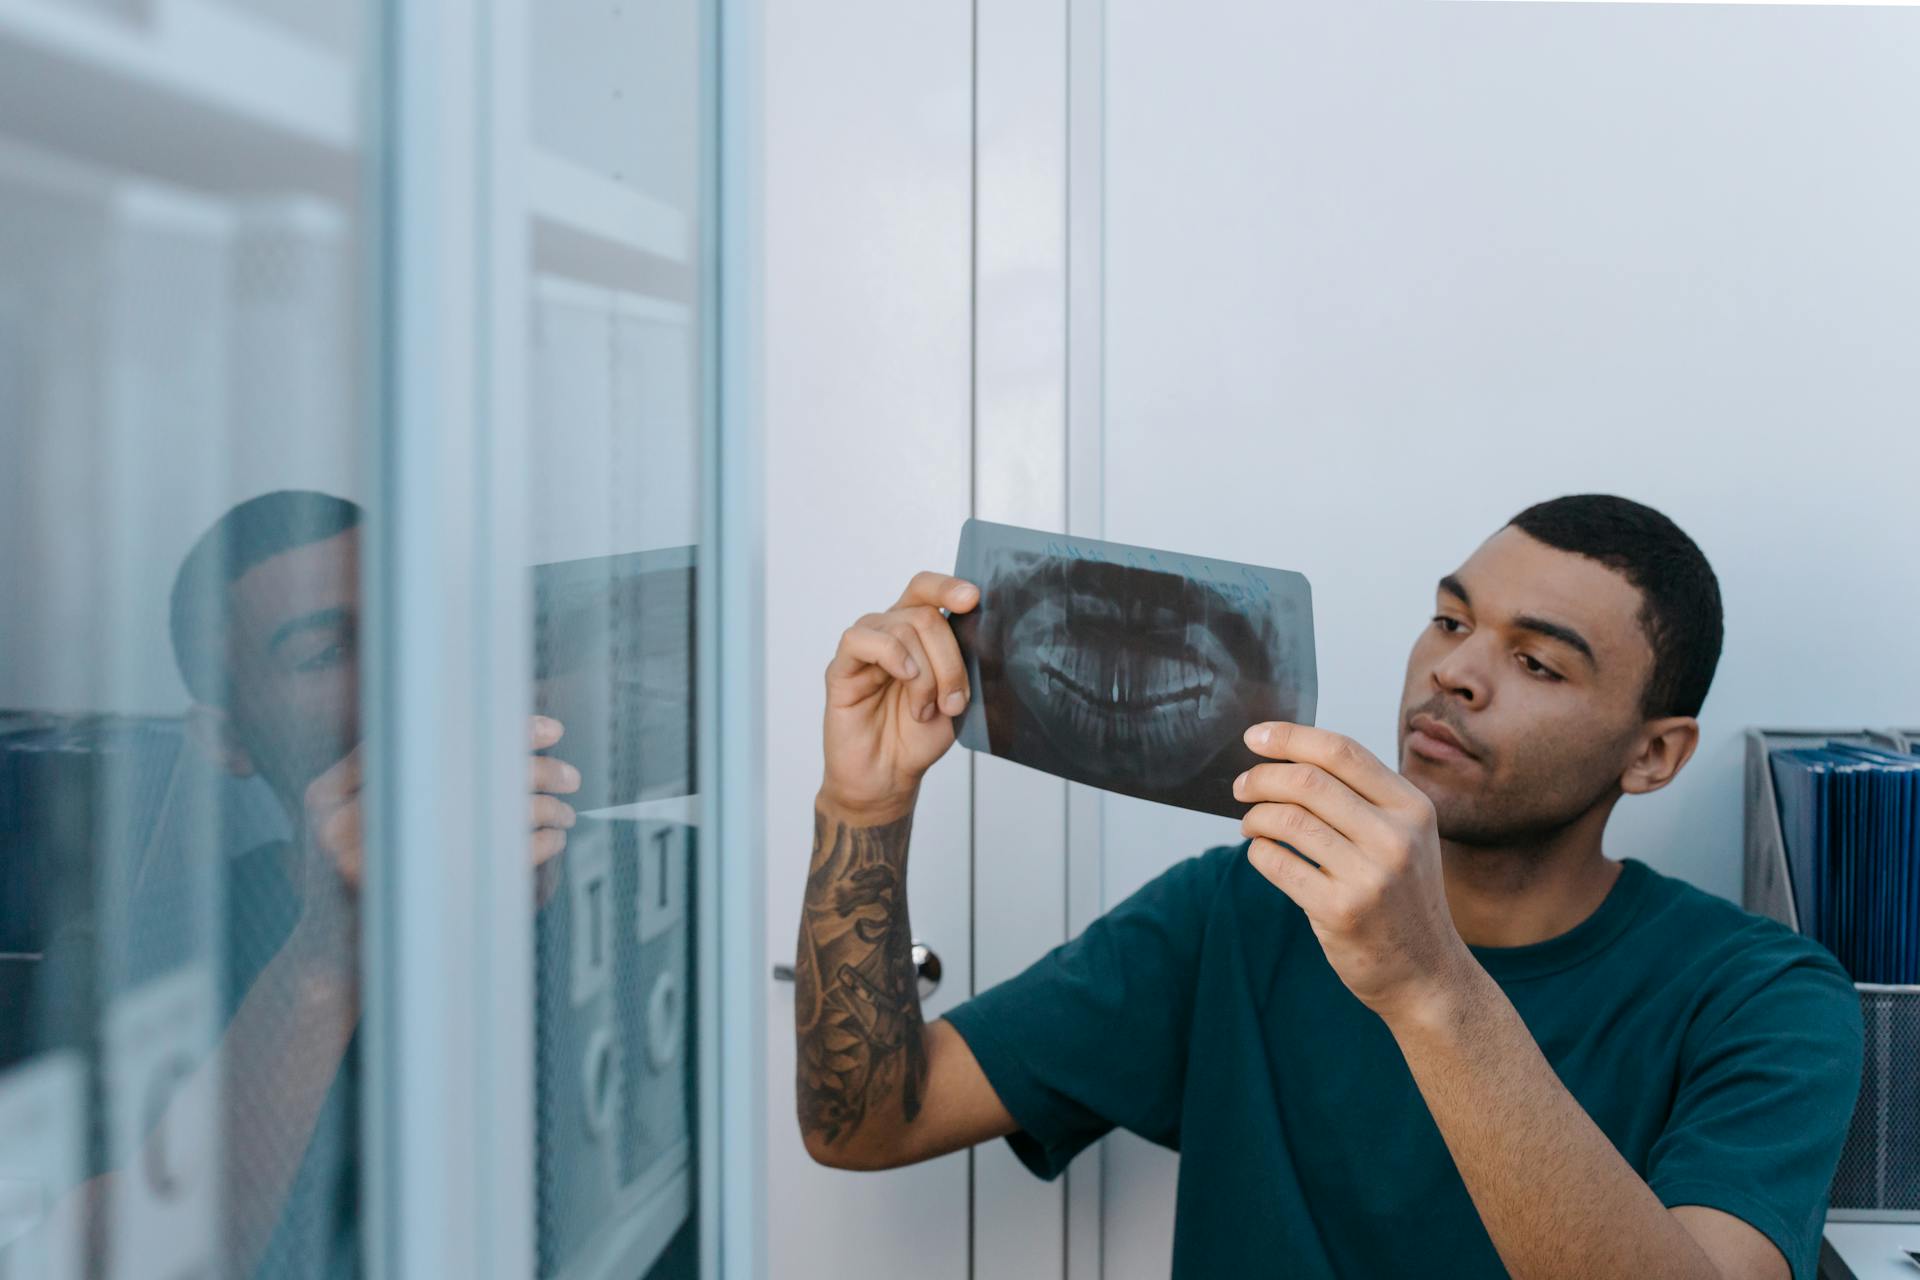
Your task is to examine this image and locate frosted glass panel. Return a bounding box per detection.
[0,2,369,1277]
[524,2,708,1279]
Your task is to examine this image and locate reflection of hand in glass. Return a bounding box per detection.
[289,717,580,969]
[302,747,364,890]
[297,716,579,900]
[526,714,580,870]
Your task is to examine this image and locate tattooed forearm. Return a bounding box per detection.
[795,804,928,1152]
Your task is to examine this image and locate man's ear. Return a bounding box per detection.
[1620,716,1699,796]
[184,703,257,778]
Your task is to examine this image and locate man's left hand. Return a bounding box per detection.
[1235,722,1473,1024]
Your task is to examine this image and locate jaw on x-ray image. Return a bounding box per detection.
[948,520,1317,818]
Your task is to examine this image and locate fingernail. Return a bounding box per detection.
[943,690,967,715]
[1234,771,1248,796]
[917,702,936,722]
[957,580,978,600]
[564,764,582,790]
[904,657,921,680]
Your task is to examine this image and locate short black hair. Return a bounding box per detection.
[169,491,364,704]
[1506,494,1722,720]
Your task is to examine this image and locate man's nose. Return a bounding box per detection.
[1429,639,1491,707]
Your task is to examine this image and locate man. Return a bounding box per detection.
[796,494,1863,1280]
[152,490,579,1278]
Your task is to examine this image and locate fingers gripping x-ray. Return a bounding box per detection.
[948,520,1317,817]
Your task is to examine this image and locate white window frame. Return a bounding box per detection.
[362,0,764,1274]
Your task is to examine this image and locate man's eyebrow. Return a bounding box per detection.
[268,606,350,654]
[1513,614,1598,670]
[1438,574,1470,605]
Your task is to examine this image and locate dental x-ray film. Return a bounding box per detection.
[949,520,1316,817]
[533,546,696,813]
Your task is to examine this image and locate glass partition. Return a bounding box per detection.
[0,1,375,1277]
[0,0,732,1277]
[523,1,709,1277]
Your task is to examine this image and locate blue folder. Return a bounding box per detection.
[1770,743,1920,984]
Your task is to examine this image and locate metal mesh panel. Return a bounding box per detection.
[532,817,693,1280]
[1830,987,1920,1212]
[533,825,625,1278]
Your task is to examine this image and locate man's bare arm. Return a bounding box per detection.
[1391,962,1788,1280]
[1237,722,1790,1280]
[795,799,1014,1170]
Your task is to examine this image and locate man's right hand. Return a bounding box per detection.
[802,571,1020,1172]
[820,571,979,821]
[300,715,581,901]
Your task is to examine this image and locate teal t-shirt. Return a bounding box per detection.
[943,845,1863,1279]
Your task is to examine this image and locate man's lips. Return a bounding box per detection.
[1406,714,1475,763]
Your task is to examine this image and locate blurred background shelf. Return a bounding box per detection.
[530,148,694,299]
[0,0,354,195]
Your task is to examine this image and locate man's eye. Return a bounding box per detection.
[1518,653,1563,682]
[295,642,349,673]
[1432,615,1465,634]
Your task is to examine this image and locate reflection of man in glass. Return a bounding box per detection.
[158,490,578,1278]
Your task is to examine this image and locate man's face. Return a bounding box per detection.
[221,528,362,806]
[1396,526,1655,847]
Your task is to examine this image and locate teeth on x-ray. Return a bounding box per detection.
[1037,645,1215,708]
[1033,643,1224,766]
[1003,585,1245,788]
[949,520,1315,818]
[1018,624,1234,782]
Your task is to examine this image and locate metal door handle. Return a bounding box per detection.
[910,941,941,999]
[773,938,942,999]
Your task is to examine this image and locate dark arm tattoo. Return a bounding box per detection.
[795,806,928,1150]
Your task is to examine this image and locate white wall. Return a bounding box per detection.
[1096,0,1920,1273]
[760,3,979,1276]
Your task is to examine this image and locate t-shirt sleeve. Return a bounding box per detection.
[1646,945,1864,1280]
[940,843,1238,1182]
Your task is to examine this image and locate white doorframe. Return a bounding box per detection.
[969,0,1070,1270]
[1062,4,1107,1274]
[712,0,768,1275]
[968,0,1109,1274]
[370,0,759,1274]
[365,0,538,1276]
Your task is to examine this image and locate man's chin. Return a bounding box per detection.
[1397,759,1456,807]
[1403,773,1496,844]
